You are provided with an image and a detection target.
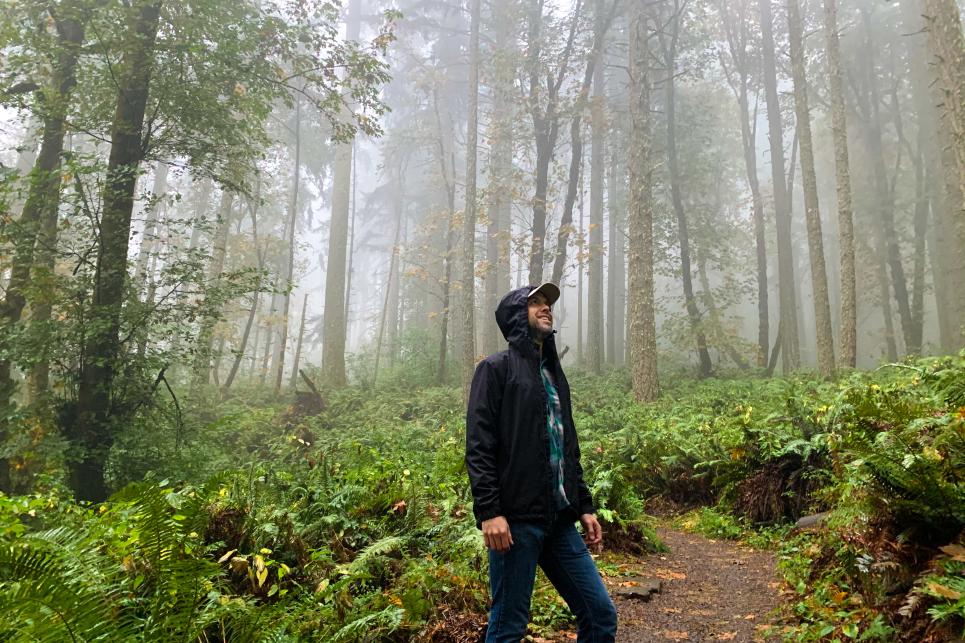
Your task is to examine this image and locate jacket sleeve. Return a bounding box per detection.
[465,358,503,525]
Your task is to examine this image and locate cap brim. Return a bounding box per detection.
[528,282,561,305]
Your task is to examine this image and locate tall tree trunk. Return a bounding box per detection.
[8,118,41,222]
[922,0,965,348]
[788,0,835,377]
[192,189,234,385]
[719,0,768,367]
[460,0,481,396]
[222,197,265,395]
[485,0,516,355]
[663,6,712,378]
[70,0,161,502]
[387,172,403,367]
[628,2,658,402]
[758,0,800,372]
[321,0,361,387]
[585,0,609,374]
[0,1,87,408]
[289,294,308,390]
[133,162,169,285]
[259,290,278,387]
[823,0,857,368]
[438,194,456,385]
[606,137,626,366]
[374,192,405,386]
[577,176,585,365]
[899,0,954,351]
[274,97,301,393]
[549,0,615,289]
[0,4,86,486]
[861,10,915,356]
[344,148,357,332]
[526,0,582,285]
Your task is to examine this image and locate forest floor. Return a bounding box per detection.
[547,525,783,642]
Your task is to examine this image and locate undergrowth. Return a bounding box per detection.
[2,354,964,640]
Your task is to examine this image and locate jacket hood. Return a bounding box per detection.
[496,286,557,355]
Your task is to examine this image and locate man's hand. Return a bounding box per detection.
[482,516,513,552]
[580,513,603,551]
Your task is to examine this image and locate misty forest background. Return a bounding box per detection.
[1,0,965,641]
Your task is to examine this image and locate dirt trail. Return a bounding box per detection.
[604,526,782,642]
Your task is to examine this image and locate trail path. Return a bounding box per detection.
[590,526,781,642]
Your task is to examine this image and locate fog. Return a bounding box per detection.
[2,0,964,406]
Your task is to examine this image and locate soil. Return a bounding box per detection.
[610,526,781,642]
[548,526,783,642]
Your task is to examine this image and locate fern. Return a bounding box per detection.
[330,606,405,643]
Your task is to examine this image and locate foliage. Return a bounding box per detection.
[4,356,965,638]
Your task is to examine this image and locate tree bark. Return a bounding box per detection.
[549,0,616,290]
[585,0,609,375]
[0,4,84,402]
[321,0,361,388]
[787,0,835,377]
[526,0,582,285]
[484,0,516,355]
[823,0,857,368]
[192,189,233,385]
[0,3,86,491]
[133,162,169,286]
[70,0,161,502]
[274,96,301,393]
[606,134,626,366]
[628,2,658,402]
[719,0,769,368]
[289,294,308,390]
[663,5,712,378]
[860,10,915,357]
[922,0,965,348]
[460,0,481,396]
[758,0,800,371]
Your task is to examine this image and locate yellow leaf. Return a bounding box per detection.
[939,544,965,562]
[218,549,237,564]
[256,567,268,587]
[927,582,962,600]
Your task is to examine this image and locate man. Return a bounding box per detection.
[465,283,618,643]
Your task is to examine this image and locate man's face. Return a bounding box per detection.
[528,292,553,338]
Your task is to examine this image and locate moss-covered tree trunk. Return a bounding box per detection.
[787,0,835,377]
[628,2,658,402]
[663,4,712,378]
[823,0,857,368]
[321,0,361,388]
[70,0,161,502]
[922,0,965,348]
[758,0,800,372]
[0,3,86,491]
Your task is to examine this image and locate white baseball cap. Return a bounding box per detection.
[527,282,561,306]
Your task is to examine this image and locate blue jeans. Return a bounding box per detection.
[485,514,618,643]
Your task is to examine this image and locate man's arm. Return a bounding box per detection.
[465,358,504,525]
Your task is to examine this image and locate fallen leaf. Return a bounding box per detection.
[939,544,965,562]
[714,633,737,641]
[654,569,687,581]
[927,582,963,600]
[662,631,689,641]
[743,613,757,620]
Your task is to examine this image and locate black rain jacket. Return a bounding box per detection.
[465,286,595,528]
